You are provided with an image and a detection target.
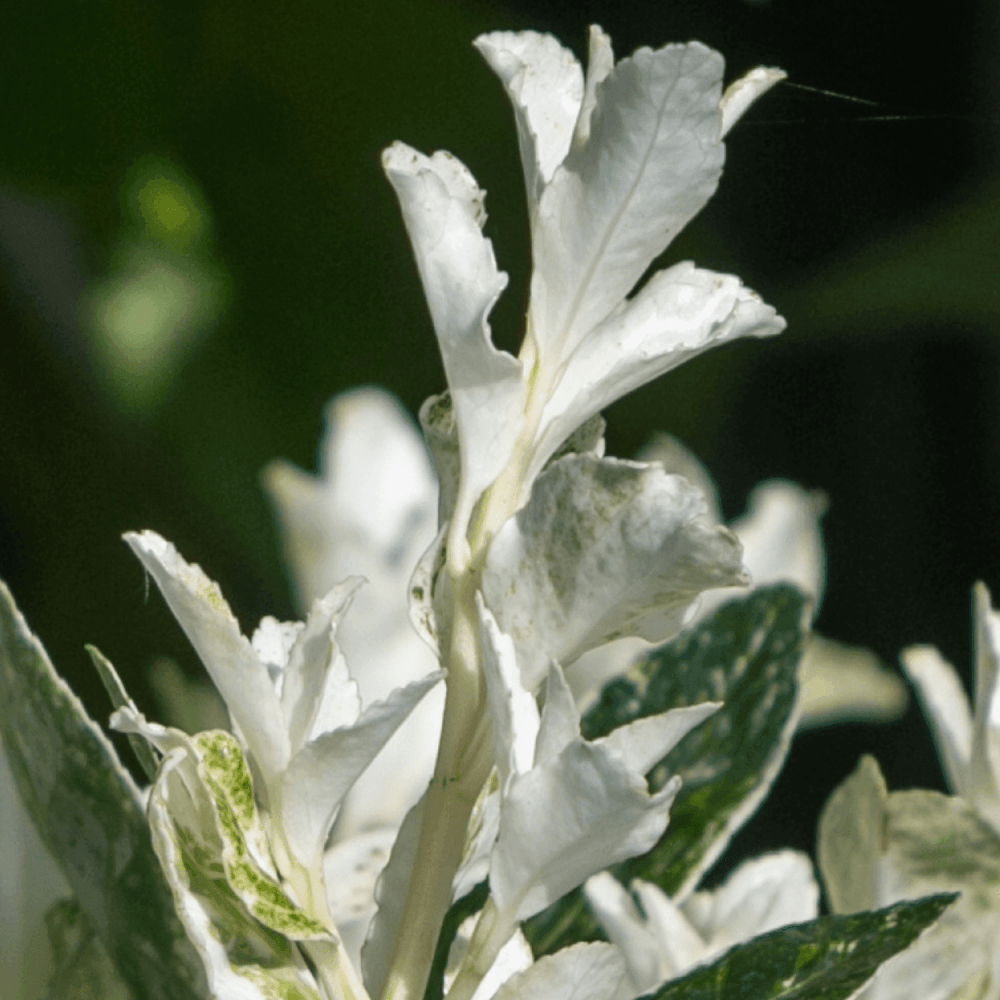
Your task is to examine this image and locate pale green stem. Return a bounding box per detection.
[380,580,494,1000]
[442,899,514,1000]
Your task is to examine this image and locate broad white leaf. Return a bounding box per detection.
[529,43,726,365]
[483,455,746,690]
[492,941,630,1000]
[533,661,581,767]
[530,264,784,481]
[679,850,819,954]
[490,739,681,923]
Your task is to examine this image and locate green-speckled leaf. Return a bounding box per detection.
[643,894,956,1000]
[43,898,135,1000]
[0,580,204,1000]
[194,730,330,941]
[525,585,806,956]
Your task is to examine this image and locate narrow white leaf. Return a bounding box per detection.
[630,880,709,976]
[361,794,426,999]
[382,142,524,541]
[124,531,289,781]
[900,645,973,799]
[281,672,442,873]
[533,662,581,766]
[478,596,540,784]
[474,31,584,203]
[595,702,719,777]
[720,67,787,137]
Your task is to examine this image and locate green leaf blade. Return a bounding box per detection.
[644,894,957,1000]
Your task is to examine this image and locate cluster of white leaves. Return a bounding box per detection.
[818,585,1000,1000]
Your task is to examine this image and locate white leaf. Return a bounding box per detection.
[533,662,581,766]
[281,579,362,751]
[489,739,681,923]
[382,142,524,542]
[629,881,708,977]
[478,596,540,785]
[361,794,426,999]
[474,31,584,204]
[799,634,908,729]
[680,849,819,954]
[483,455,746,690]
[595,702,719,777]
[281,671,442,873]
[531,264,784,481]
[493,942,630,1000]
[720,67,787,137]
[146,751,323,1000]
[900,645,973,800]
[571,27,615,151]
[124,530,290,782]
[583,872,663,993]
[529,43,726,365]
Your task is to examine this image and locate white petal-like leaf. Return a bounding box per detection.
[479,595,540,785]
[533,662,582,767]
[583,872,663,992]
[532,264,784,478]
[799,633,908,729]
[900,645,973,799]
[530,43,726,364]
[817,754,888,916]
[719,67,786,137]
[474,30,584,204]
[361,794,426,999]
[493,941,630,1000]
[571,26,615,152]
[124,530,290,781]
[281,671,442,873]
[629,881,708,977]
[680,850,819,955]
[483,455,746,690]
[490,739,681,923]
[282,579,362,751]
[382,142,524,541]
[595,703,719,778]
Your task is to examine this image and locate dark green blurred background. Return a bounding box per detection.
[2,0,998,883]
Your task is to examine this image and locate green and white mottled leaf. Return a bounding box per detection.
[483,454,746,691]
[147,748,322,1000]
[193,730,330,941]
[524,585,806,956]
[0,580,204,1000]
[42,898,134,1000]
[642,895,956,1000]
